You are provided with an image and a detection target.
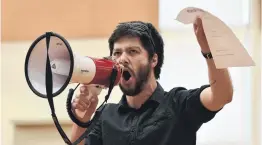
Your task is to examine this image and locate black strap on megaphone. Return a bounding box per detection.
[44,32,117,145]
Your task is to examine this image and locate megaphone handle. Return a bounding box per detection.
[75,84,103,119]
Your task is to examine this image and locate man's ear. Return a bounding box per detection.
[151,53,158,68]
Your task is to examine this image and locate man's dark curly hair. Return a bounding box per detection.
[108,21,164,79]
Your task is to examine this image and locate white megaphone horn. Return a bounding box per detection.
[24,32,121,99]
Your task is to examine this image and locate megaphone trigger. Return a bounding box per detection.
[77,84,104,97]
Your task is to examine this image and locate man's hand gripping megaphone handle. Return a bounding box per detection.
[75,84,103,119]
[65,64,118,144]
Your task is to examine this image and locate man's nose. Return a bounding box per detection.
[118,53,129,66]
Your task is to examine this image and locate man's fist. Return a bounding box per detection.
[72,85,99,122]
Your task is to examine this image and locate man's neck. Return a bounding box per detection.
[126,76,157,109]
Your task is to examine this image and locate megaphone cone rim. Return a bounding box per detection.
[24,32,74,98]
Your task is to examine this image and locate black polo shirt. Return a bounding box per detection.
[85,82,220,145]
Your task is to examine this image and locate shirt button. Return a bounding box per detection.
[131,128,135,132]
[130,140,135,145]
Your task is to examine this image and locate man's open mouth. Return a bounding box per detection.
[122,70,132,81]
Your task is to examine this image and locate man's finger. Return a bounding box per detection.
[80,85,89,95]
[194,17,202,26]
[79,100,89,109]
[79,94,92,103]
[193,23,197,31]
[72,103,85,111]
[196,17,202,24]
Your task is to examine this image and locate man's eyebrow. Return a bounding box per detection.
[128,46,140,49]
[124,46,141,51]
[113,46,140,51]
[113,48,122,52]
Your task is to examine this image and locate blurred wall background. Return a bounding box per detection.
[1,0,261,145]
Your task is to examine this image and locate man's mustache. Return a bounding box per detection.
[102,56,135,76]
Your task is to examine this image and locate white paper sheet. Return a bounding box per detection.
[175,7,255,69]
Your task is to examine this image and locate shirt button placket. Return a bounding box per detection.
[130,127,136,143]
[130,114,138,145]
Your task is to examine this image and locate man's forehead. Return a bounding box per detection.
[112,36,143,52]
[115,36,141,44]
[113,38,143,51]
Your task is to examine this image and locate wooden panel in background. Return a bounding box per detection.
[2,0,159,41]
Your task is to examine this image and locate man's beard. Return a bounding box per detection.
[119,63,151,96]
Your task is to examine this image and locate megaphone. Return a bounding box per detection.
[24,32,121,145]
[25,32,121,98]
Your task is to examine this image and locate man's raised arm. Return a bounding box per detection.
[194,17,234,111]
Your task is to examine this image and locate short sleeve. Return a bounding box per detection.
[173,85,221,127]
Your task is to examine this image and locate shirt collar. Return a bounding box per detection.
[118,81,165,110]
